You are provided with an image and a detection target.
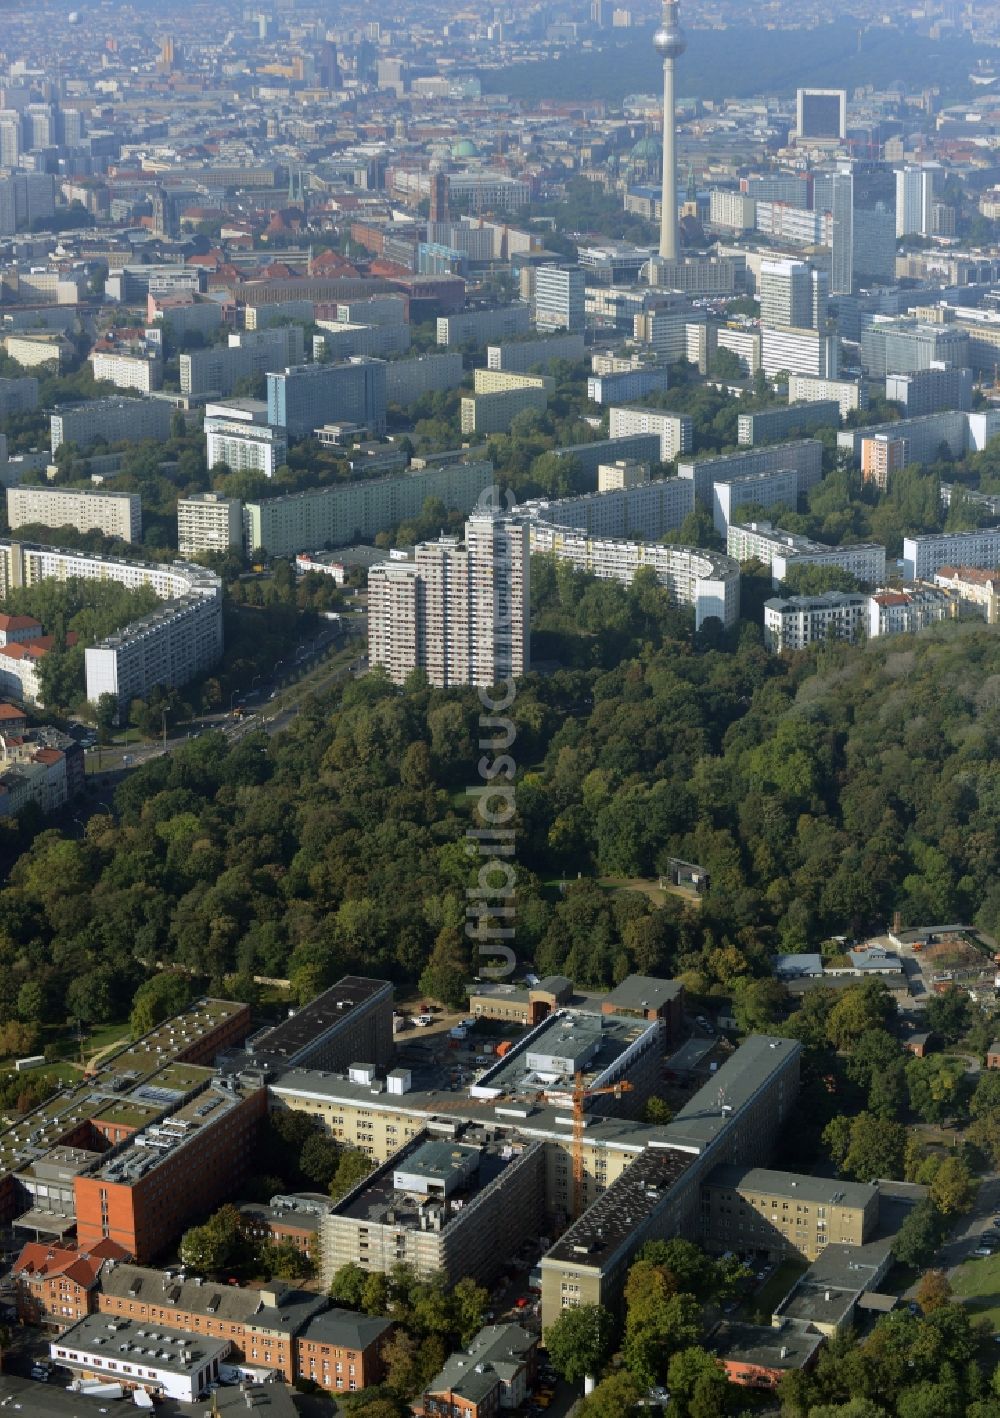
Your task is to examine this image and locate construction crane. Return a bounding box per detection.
[571,1070,633,1218]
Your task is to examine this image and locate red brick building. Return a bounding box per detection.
[13,1238,128,1331]
[294,1309,393,1394]
[97,1266,325,1383]
[601,974,685,1045]
[75,1084,267,1263]
[239,1197,327,1262]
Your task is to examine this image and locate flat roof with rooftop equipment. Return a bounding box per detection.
[470,1008,660,1101]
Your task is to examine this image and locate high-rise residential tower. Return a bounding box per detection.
[654,0,686,261]
[368,510,529,687]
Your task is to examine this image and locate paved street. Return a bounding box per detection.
[940,1172,1000,1277]
[82,629,366,781]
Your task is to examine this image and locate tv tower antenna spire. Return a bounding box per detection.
[653,0,686,262]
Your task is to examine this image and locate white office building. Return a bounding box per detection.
[52,1315,229,1404]
[534,266,586,333]
[608,406,693,462]
[761,325,840,379]
[7,485,141,543]
[896,166,935,238]
[177,494,244,557]
[369,511,529,687]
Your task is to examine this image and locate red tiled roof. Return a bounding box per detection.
[13,1237,128,1285]
[0,615,41,632]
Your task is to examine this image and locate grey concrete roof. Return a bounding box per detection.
[711,1319,823,1370]
[663,1035,801,1155]
[705,1165,877,1211]
[98,1263,324,1335]
[0,1372,298,1418]
[427,1323,536,1402]
[602,974,683,1011]
[296,1307,392,1351]
[53,1313,229,1376]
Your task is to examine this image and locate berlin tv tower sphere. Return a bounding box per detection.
[653,0,686,58]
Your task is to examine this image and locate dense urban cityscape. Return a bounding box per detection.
[2,1,1000,1416]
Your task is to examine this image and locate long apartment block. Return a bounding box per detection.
[7,484,142,543]
[522,475,695,541]
[528,522,740,629]
[677,440,824,507]
[49,398,174,455]
[726,521,886,588]
[244,459,493,559]
[0,542,223,714]
[903,526,1000,581]
[837,409,1000,464]
[181,327,305,399]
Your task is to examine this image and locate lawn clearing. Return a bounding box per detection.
[952,1253,1000,1331]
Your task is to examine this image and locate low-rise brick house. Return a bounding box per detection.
[13,1238,129,1330]
[988,1041,1000,1070]
[711,1319,823,1390]
[239,1193,331,1263]
[294,1308,393,1393]
[415,1323,538,1418]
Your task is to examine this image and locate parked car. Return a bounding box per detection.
[975,1246,994,1257]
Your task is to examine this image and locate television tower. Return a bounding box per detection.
[654,0,686,261]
